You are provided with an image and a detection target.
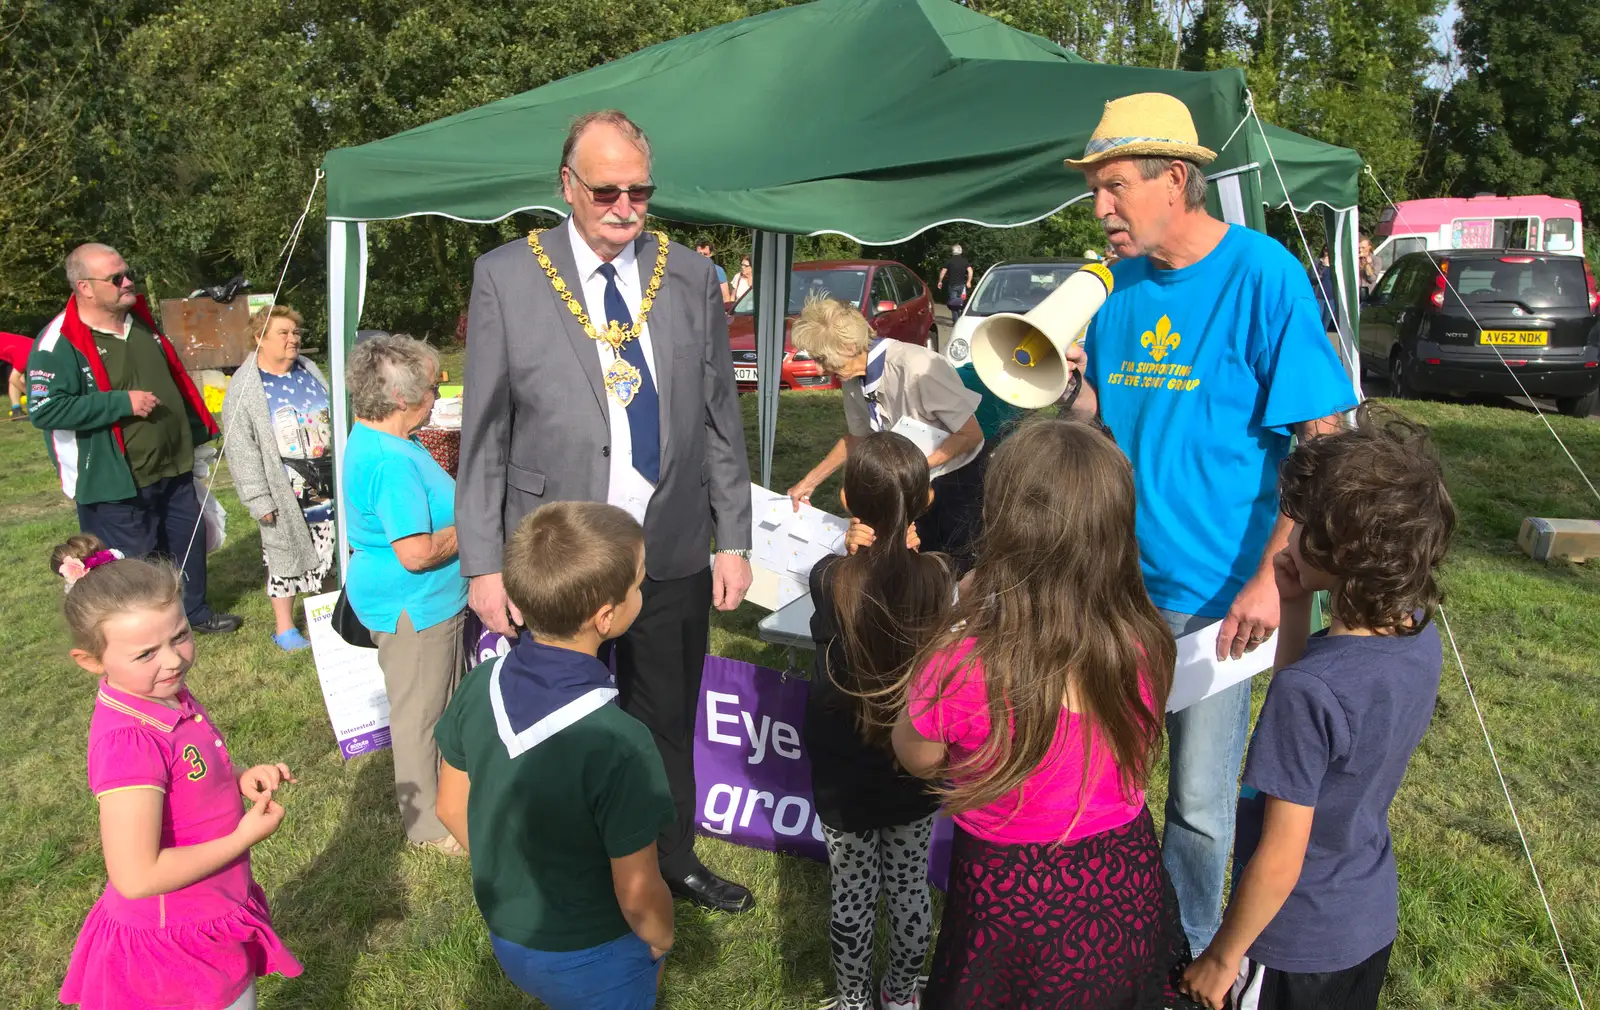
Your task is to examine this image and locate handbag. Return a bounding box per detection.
[331,587,376,650]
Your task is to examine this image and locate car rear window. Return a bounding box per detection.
[1448,257,1589,310]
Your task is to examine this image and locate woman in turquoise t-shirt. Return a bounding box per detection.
[343,333,469,854]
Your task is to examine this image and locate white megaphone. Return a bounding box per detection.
[971,262,1115,409]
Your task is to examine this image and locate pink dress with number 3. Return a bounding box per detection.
[59,682,301,1010]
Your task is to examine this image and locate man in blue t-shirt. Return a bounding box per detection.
[1063,93,1358,951]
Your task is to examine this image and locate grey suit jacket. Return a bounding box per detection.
[457,224,752,580]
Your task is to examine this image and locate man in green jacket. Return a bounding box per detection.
[29,243,241,634]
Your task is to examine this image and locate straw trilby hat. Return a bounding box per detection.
[1065,93,1218,170]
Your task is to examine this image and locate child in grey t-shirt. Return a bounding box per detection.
[1180,405,1456,1010]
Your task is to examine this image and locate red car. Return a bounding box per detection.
[727,260,936,391]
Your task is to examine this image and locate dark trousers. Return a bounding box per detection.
[1238,942,1392,1010]
[77,473,213,625]
[923,450,988,575]
[603,566,713,879]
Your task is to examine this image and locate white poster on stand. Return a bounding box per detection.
[304,591,392,759]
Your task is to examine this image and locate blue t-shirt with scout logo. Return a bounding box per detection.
[1086,225,1357,617]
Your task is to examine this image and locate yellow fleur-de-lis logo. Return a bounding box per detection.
[1142,315,1181,362]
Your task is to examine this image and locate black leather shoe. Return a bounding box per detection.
[667,867,755,914]
[192,613,244,635]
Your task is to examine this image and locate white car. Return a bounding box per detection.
[944,259,1092,370]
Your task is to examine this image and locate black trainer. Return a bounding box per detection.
[192,614,244,635]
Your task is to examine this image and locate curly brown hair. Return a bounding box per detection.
[1278,404,1456,635]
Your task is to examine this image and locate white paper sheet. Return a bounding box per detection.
[888,415,956,478]
[1165,621,1279,713]
[304,591,393,759]
[744,483,849,610]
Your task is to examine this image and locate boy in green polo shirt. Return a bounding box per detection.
[434,502,675,1010]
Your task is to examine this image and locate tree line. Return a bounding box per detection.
[2,0,1594,342]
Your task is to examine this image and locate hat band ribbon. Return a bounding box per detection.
[1082,135,1192,157]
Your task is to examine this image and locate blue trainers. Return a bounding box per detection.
[273,628,311,652]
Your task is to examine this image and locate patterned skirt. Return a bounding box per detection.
[924,806,1200,1010]
[265,514,336,599]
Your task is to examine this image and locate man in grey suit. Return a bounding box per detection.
[457,109,756,913]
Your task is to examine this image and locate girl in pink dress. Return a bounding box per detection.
[892,418,1199,1010]
[53,534,302,1010]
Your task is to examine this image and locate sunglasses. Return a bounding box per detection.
[565,165,656,206]
[87,270,137,287]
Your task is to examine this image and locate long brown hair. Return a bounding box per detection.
[913,417,1175,814]
[829,432,955,749]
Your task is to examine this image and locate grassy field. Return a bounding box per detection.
[0,381,1596,1009]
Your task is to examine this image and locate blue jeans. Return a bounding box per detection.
[1158,608,1253,953]
[491,931,661,1010]
[76,473,213,624]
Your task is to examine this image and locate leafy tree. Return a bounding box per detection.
[1428,0,1599,237]
[1182,0,1443,238]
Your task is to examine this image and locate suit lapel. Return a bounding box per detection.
[638,232,674,461]
[539,222,607,418]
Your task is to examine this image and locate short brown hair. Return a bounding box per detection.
[503,502,645,640]
[51,534,183,655]
[561,110,652,171]
[247,303,304,340]
[1278,404,1456,635]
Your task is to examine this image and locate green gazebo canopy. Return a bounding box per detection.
[323,0,1358,237]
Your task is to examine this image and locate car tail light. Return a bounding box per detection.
[1499,256,1535,264]
[1585,262,1598,314]
[1430,271,1447,309]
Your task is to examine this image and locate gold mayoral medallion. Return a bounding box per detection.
[528,228,669,406]
[604,356,643,407]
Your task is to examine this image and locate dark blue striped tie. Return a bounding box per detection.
[597,263,660,483]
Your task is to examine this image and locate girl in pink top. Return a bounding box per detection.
[53,535,302,1010]
[892,418,1199,1010]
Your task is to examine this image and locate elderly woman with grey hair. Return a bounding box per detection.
[221,304,335,652]
[343,332,468,854]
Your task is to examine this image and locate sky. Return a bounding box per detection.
[1428,0,1465,89]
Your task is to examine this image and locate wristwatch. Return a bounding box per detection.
[717,548,752,560]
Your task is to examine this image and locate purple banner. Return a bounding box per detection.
[693,656,952,889]
[339,727,392,760]
[471,629,952,888]
[694,656,828,861]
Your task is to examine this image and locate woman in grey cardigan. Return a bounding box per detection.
[221,305,336,651]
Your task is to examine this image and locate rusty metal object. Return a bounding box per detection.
[159,297,256,371]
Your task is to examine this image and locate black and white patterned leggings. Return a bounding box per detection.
[822,815,935,1009]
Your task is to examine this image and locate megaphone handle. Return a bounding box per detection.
[1061,370,1083,411]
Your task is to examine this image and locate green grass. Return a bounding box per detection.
[0,386,1596,1008]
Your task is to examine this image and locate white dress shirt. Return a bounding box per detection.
[567,216,660,524]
